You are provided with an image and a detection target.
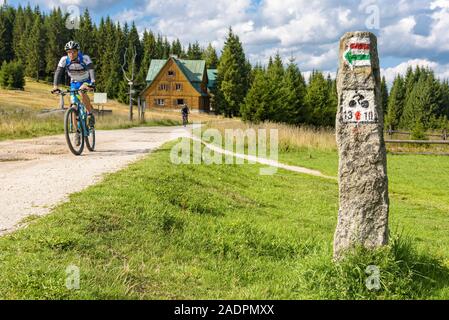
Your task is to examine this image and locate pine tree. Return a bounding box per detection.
[202,43,218,69]
[304,71,332,126]
[12,5,26,63]
[26,14,45,81]
[171,38,183,56]
[266,53,286,122]
[187,41,202,60]
[282,58,307,124]
[215,27,250,117]
[44,8,68,82]
[137,29,157,87]
[401,70,438,130]
[75,9,96,59]
[94,17,106,92]
[241,66,269,123]
[162,36,170,58]
[98,17,121,98]
[0,3,15,64]
[385,75,405,130]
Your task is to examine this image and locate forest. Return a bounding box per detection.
[1,3,448,131]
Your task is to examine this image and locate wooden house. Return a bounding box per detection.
[140,55,217,112]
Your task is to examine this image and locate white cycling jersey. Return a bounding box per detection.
[57,54,93,83]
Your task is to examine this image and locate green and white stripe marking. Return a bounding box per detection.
[343,37,371,68]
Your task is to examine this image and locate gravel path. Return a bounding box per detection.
[0,126,187,235]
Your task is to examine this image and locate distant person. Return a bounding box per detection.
[181,104,189,127]
[52,41,96,145]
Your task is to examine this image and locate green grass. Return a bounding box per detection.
[0,141,448,299]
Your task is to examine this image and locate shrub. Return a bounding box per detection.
[411,120,427,140]
[0,61,25,90]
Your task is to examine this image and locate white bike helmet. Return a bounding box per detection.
[64,41,80,51]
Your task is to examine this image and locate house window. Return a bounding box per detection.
[154,99,165,106]
[168,70,175,77]
[176,99,184,105]
[175,83,182,91]
[159,83,169,91]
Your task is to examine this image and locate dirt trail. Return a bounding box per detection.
[0,126,187,235]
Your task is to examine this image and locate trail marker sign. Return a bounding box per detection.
[341,90,377,123]
[333,31,390,260]
[343,37,371,68]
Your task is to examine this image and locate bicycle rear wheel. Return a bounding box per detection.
[64,107,84,155]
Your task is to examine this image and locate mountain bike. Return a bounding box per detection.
[51,86,96,156]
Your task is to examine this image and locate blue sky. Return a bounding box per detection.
[7,0,449,84]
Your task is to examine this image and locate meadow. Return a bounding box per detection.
[0,138,447,299]
[1,80,448,300]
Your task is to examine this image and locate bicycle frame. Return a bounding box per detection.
[70,90,91,138]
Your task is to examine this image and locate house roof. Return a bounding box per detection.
[175,59,206,83]
[145,59,167,83]
[145,58,206,84]
[143,57,209,97]
[207,69,217,89]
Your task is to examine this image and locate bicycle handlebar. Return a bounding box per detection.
[51,85,95,95]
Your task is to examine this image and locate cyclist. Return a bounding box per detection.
[52,41,96,146]
[181,104,189,127]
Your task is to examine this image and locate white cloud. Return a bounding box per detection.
[27,0,449,78]
[381,59,449,86]
[430,0,449,9]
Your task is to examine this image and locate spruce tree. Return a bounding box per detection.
[241,66,269,123]
[26,14,45,81]
[202,43,218,69]
[12,5,26,63]
[282,58,307,124]
[0,3,15,64]
[75,9,96,59]
[136,29,157,89]
[385,75,405,130]
[162,37,170,58]
[98,17,121,98]
[215,27,250,117]
[187,41,202,60]
[401,71,438,130]
[304,71,332,126]
[171,39,183,56]
[44,8,67,82]
[266,53,286,122]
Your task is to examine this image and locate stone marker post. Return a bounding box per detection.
[333,31,389,260]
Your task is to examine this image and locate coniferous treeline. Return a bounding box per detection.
[216,29,338,126]
[0,3,218,104]
[1,3,448,129]
[385,66,449,132]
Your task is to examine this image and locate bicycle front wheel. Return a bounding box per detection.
[85,128,95,151]
[64,107,84,156]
